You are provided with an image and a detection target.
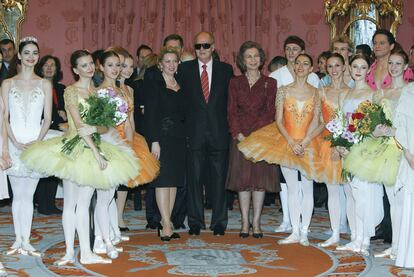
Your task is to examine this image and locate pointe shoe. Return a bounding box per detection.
[53,253,75,266]
[336,241,361,252]
[374,247,392,258]
[93,237,106,254]
[299,231,310,247]
[4,241,21,255]
[106,244,120,259]
[21,241,42,257]
[112,235,129,245]
[278,233,300,245]
[274,223,292,233]
[319,235,340,248]
[0,266,6,277]
[359,244,370,256]
[80,253,112,265]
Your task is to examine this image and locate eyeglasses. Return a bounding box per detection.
[194,43,212,50]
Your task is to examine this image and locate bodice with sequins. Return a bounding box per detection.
[8,79,45,142]
[283,96,315,140]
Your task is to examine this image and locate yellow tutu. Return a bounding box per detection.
[343,137,402,186]
[237,122,321,182]
[21,129,140,189]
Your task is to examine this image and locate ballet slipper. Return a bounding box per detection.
[274,223,292,233]
[20,241,42,257]
[299,230,310,247]
[319,233,340,247]
[54,252,75,266]
[80,253,112,264]
[374,247,392,258]
[278,233,300,245]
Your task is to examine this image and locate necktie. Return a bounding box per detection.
[201,64,209,103]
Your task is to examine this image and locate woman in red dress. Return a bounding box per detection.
[226,41,280,238]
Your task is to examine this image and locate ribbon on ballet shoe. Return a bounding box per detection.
[53,257,75,266]
[4,247,20,255]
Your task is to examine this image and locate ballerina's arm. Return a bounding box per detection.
[65,87,107,170]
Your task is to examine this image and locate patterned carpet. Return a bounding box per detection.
[1,197,414,276]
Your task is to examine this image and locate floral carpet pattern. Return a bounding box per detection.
[1,198,414,276]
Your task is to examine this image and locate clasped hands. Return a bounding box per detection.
[288,138,310,157]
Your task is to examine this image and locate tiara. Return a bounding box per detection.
[19,36,38,44]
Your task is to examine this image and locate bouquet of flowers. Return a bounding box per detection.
[325,109,360,149]
[351,100,392,141]
[61,87,128,156]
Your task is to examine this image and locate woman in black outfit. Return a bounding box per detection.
[33,55,66,215]
[145,47,186,241]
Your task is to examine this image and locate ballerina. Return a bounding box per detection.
[21,49,140,265]
[238,54,323,246]
[336,54,384,256]
[1,36,52,257]
[316,53,353,247]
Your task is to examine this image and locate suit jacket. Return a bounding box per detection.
[0,65,8,85]
[178,59,233,150]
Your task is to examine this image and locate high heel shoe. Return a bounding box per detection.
[239,232,249,238]
[157,227,171,242]
[252,226,263,239]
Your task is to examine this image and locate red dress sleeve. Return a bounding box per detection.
[227,77,241,139]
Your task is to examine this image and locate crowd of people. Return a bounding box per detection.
[0,28,414,275]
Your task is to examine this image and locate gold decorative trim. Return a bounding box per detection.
[324,0,404,40]
[0,0,28,44]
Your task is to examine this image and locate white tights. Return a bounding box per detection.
[326,184,351,236]
[94,188,116,245]
[385,185,403,255]
[281,167,313,234]
[9,176,39,245]
[279,183,291,226]
[350,178,383,247]
[62,180,95,258]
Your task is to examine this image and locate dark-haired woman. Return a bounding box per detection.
[345,50,409,259]
[238,53,322,246]
[227,41,279,238]
[336,54,383,256]
[21,49,140,265]
[34,55,67,215]
[1,37,53,257]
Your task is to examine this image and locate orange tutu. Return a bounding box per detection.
[128,133,160,187]
[116,125,159,187]
[237,122,322,182]
[314,130,343,185]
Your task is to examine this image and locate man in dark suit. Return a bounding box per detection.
[0,38,15,83]
[178,31,233,236]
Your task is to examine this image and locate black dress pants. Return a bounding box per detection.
[187,140,228,230]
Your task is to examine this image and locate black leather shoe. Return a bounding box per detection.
[252,232,263,238]
[239,232,249,238]
[189,228,201,236]
[213,226,225,236]
[171,232,181,239]
[119,226,130,232]
[173,223,186,230]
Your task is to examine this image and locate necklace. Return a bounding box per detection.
[163,73,178,88]
[246,71,260,87]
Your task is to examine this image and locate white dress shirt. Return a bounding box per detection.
[269,65,320,88]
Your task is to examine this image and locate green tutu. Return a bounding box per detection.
[21,129,140,189]
[343,137,402,186]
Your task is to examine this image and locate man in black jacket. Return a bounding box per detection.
[178,31,233,236]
